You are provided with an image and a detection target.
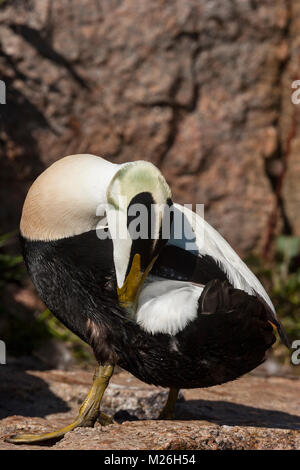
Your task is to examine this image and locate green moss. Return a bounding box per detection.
[37,309,92,363]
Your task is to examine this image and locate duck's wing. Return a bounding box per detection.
[152,203,289,347]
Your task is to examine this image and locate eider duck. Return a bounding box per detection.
[7,154,289,443]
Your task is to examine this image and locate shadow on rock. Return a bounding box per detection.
[0,358,69,419]
[176,399,300,431]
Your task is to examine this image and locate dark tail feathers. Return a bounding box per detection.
[263,302,290,348]
[199,279,290,348]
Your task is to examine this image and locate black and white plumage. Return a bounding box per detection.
[19,154,288,390]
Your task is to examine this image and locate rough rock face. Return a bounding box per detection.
[0,0,297,255]
[0,362,299,450]
[281,1,300,237]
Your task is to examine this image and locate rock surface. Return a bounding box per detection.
[0,0,299,255]
[0,360,299,450]
[281,0,300,237]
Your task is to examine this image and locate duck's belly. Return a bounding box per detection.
[116,309,276,389]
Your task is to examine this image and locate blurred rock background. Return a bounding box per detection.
[0,0,299,371]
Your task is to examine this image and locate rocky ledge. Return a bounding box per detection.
[0,360,299,450]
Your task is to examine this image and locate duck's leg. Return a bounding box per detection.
[98,411,115,426]
[6,364,114,444]
[158,388,179,420]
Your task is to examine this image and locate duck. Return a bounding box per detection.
[7,154,289,444]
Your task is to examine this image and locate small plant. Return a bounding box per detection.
[0,232,23,288]
[37,309,92,363]
[272,236,300,343]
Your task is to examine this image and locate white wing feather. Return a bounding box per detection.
[169,203,275,314]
